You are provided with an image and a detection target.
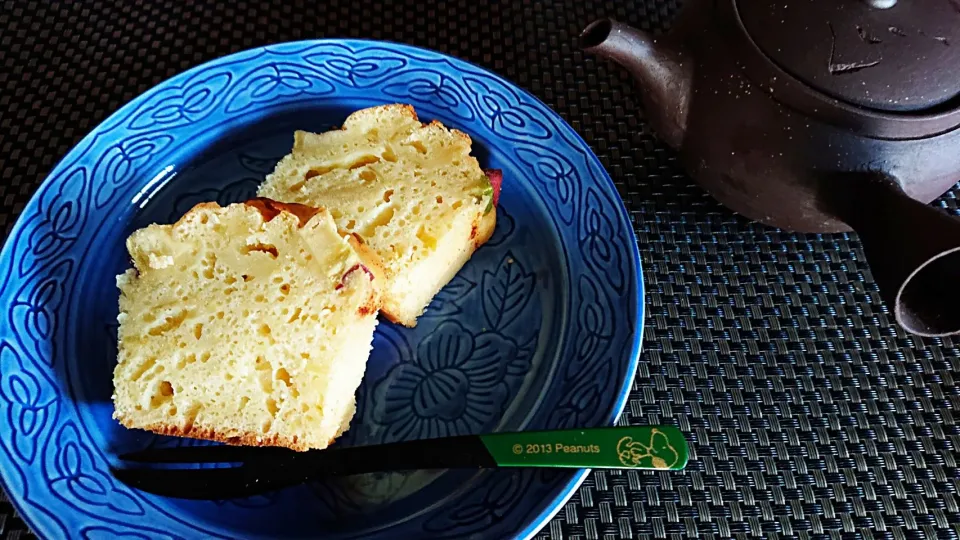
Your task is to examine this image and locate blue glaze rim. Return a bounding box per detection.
[0,39,644,539]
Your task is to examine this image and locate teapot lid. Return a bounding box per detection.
[736,0,960,112]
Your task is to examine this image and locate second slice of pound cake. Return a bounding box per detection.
[112,198,383,451]
[257,104,498,327]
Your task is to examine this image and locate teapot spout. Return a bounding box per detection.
[826,173,960,337]
[581,19,692,148]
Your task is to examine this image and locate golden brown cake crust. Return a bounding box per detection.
[472,209,497,249]
[116,415,315,452]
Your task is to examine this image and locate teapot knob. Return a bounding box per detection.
[863,0,896,8]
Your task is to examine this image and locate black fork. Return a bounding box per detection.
[111,426,688,499]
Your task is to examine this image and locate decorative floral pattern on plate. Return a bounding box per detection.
[374,321,517,440]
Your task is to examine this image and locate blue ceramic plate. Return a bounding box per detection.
[0,40,642,539]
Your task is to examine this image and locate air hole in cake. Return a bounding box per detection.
[346,219,356,230]
[261,419,273,433]
[416,225,437,250]
[183,405,199,431]
[130,356,158,382]
[242,274,254,282]
[275,367,292,387]
[436,195,443,204]
[193,323,203,339]
[159,381,174,397]
[359,169,377,182]
[168,405,177,416]
[177,354,197,369]
[383,189,394,202]
[348,155,380,169]
[452,201,463,210]
[255,294,266,303]
[280,283,291,295]
[360,207,395,237]
[288,179,306,192]
[288,307,302,322]
[239,396,250,410]
[266,398,279,416]
[382,146,398,162]
[407,140,428,154]
[200,352,211,363]
[243,243,279,259]
[147,309,190,336]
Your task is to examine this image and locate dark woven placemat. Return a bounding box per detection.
[1,1,958,538]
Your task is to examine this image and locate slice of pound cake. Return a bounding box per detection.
[112,198,383,451]
[257,104,499,327]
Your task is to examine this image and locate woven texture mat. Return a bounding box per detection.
[2,1,959,538]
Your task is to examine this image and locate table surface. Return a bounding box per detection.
[1,1,959,539]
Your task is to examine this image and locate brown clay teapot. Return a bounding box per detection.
[581,0,960,337]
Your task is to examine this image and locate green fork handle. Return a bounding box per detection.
[480,425,688,470]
